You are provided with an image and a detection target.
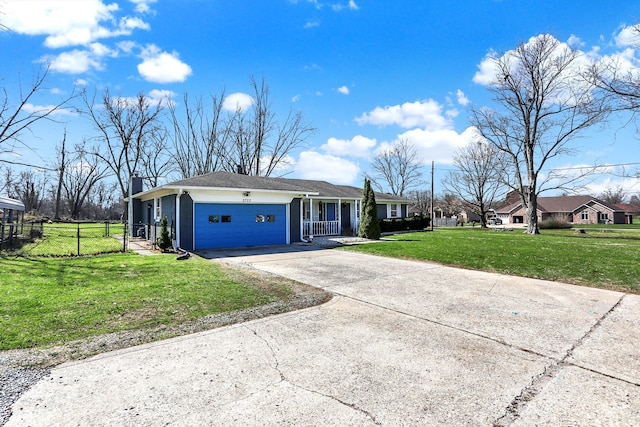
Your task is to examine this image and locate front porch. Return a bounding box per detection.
[301,198,360,237]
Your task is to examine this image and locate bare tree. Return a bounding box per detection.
[587,24,640,113]
[61,142,110,219]
[369,138,423,196]
[53,130,67,220]
[598,186,626,204]
[13,170,48,213]
[442,141,505,227]
[0,64,79,160]
[169,92,230,179]
[83,89,168,198]
[471,34,609,234]
[407,189,432,216]
[0,164,15,196]
[222,76,315,176]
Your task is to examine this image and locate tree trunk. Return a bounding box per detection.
[525,192,539,234]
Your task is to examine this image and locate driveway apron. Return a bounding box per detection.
[7,246,640,426]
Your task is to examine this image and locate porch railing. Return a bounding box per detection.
[303,220,340,236]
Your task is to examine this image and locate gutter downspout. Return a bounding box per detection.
[176,189,182,249]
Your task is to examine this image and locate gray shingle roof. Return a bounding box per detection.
[164,171,410,201]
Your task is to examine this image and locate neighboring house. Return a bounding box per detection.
[126,171,410,250]
[496,195,630,225]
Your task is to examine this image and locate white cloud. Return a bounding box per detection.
[472,49,501,85]
[456,89,469,106]
[49,49,103,73]
[148,89,176,106]
[472,34,597,107]
[2,0,120,47]
[304,21,320,29]
[583,176,640,198]
[223,93,255,112]
[395,126,476,165]
[120,16,150,31]
[21,103,78,117]
[355,99,451,131]
[117,40,137,53]
[137,45,192,83]
[614,24,640,48]
[295,151,360,184]
[2,0,153,49]
[291,94,301,102]
[567,34,584,48]
[130,0,157,14]
[337,85,350,95]
[321,135,376,158]
[331,0,359,11]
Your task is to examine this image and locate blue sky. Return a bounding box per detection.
[1,0,640,197]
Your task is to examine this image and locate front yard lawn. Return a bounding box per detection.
[343,228,640,293]
[0,253,299,351]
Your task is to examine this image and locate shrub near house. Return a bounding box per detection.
[380,215,430,232]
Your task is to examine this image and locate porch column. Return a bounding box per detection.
[309,198,314,236]
[337,198,341,234]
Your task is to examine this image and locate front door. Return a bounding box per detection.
[341,203,351,230]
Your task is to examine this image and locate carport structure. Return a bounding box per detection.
[0,195,25,249]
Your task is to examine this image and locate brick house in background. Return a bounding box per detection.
[495,195,637,225]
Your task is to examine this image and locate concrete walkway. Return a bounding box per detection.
[7,246,640,426]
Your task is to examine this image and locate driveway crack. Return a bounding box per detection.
[492,293,628,426]
[243,325,381,425]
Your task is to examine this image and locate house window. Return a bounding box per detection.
[256,215,265,223]
[390,204,398,218]
[221,215,232,223]
[599,212,609,222]
[318,202,326,221]
[581,210,588,220]
[266,215,276,222]
[209,215,219,223]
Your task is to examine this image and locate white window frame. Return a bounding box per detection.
[390,203,398,218]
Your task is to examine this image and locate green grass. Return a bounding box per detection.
[343,228,640,293]
[0,253,291,350]
[572,223,640,229]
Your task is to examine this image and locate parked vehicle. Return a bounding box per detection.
[488,218,503,225]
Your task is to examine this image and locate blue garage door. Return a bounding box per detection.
[194,203,287,250]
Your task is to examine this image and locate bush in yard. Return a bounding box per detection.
[539,217,573,229]
[157,215,173,251]
[358,178,381,239]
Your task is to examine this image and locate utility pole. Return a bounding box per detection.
[430,160,434,231]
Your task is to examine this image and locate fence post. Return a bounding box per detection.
[123,223,127,252]
[77,223,81,256]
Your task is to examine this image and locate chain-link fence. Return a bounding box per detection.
[0,222,128,256]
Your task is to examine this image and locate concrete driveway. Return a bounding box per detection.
[7,246,640,426]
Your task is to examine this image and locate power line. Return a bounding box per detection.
[0,158,56,171]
